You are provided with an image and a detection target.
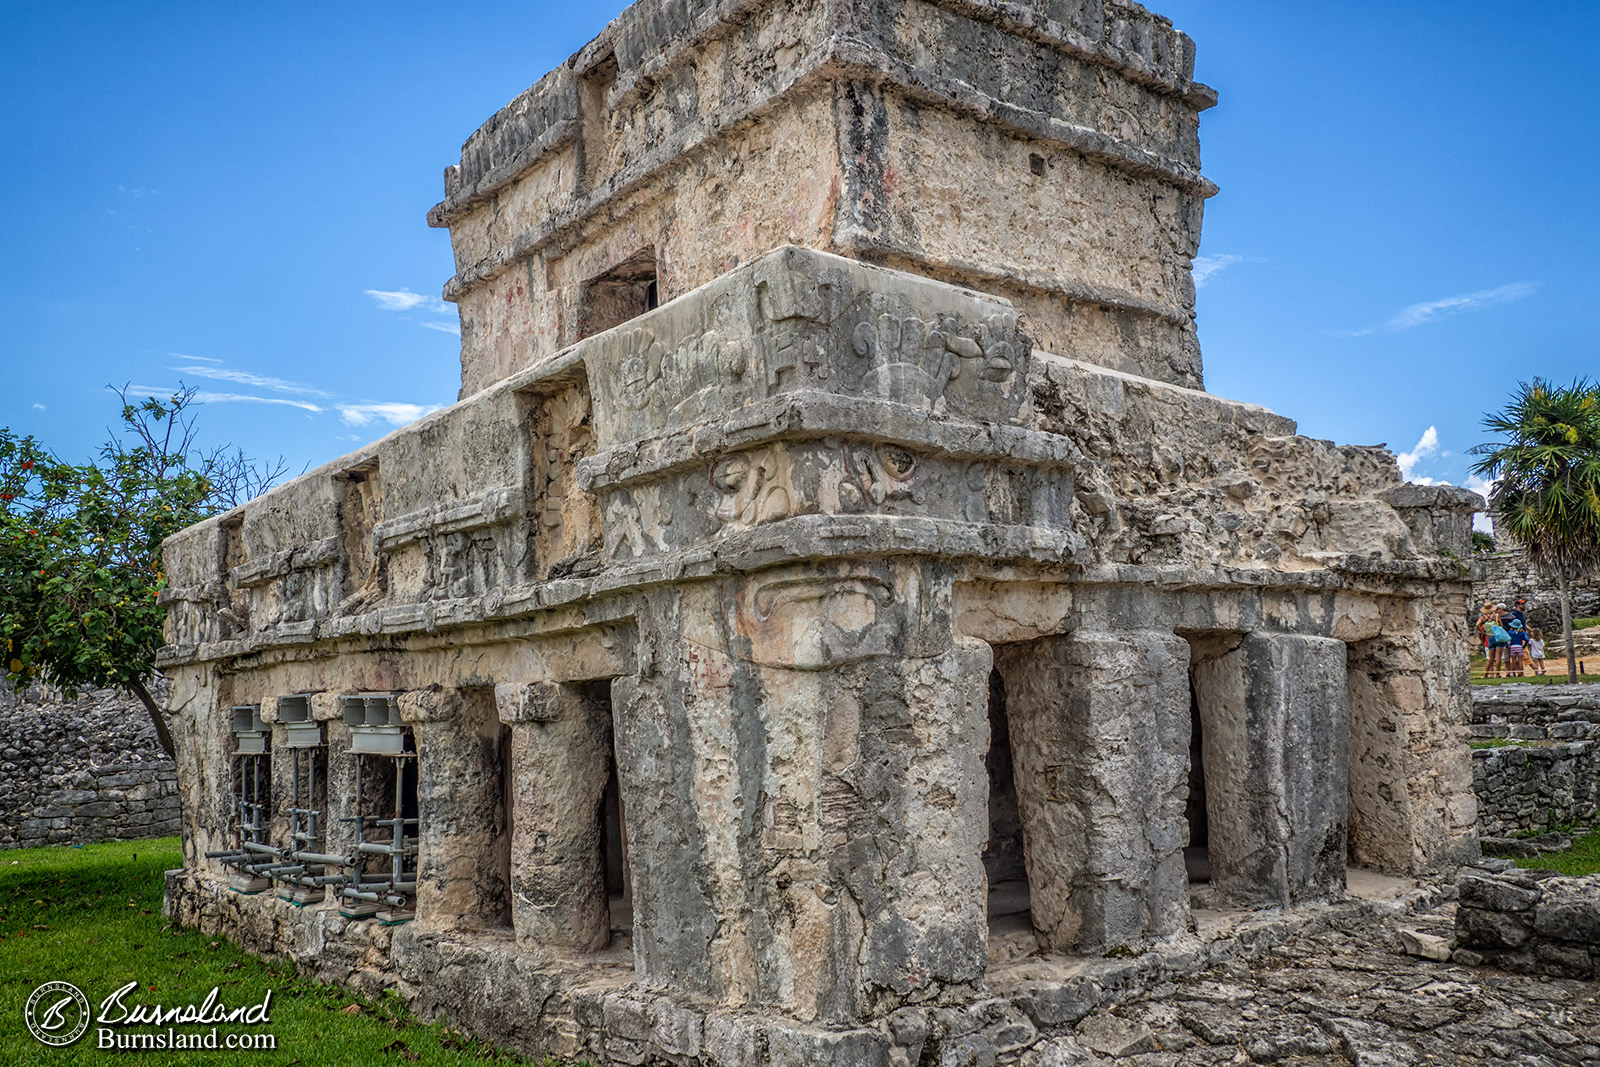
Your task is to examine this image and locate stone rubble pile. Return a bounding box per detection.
[0,680,180,849]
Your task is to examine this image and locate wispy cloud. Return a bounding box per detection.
[1396,426,1439,482]
[1342,282,1538,337]
[170,364,332,398]
[1192,254,1262,287]
[33,403,45,410]
[122,384,324,413]
[169,352,222,364]
[337,402,443,428]
[365,288,447,314]
[194,392,324,412]
[419,321,461,336]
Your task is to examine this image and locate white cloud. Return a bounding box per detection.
[122,384,323,413]
[1343,282,1538,337]
[419,321,461,335]
[1464,473,1497,532]
[33,402,45,410]
[1191,254,1259,287]
[365,288,448,314]
[337,402,444,427]
[170,364,332,398]
[168,352,222,363]
[1396,426,1439,481]
[193,392,324,412]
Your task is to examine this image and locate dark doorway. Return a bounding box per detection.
[1184,681,1211,884]
[581,679,631,946]
[984,668,1032,938]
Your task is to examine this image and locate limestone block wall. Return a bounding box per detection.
[1472,548,1600,634]
[431,0,1220,396]
[0,683,181,849]
[1470,742,1600,837]
[1456,871,1600,979]
[1471,685,1600,730]
[1468,687,1600,836]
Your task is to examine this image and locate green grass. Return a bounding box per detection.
[0,838,577,1065]
[1516,828,1600,877]
[1573,616,1600,631]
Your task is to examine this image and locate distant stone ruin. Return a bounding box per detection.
[159,1,1484,1062]
[0,684,180,850]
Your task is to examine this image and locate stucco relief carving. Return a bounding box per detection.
[602,486,673,561]
[734,571,898,669]
[711,445,798,531]
[852,307,1017,394]
[823,441,919,514]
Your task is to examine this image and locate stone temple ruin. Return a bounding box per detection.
[159,0,1486,1061]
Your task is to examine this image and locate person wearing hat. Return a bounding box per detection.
[1486,613,1512,677]
[1507,619,1529,676]
[1475,601,1499,674]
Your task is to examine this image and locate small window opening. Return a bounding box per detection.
[275,694,330,906]
[493,722,514,928]
[340,695,418,925]
[984,669,1033,949]
[1029,153,1046,177]
[578,248,659,340]
[1184,682,1211,885]
[211,705,273,893]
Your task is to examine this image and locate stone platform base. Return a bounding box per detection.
[165,868,1451,1066]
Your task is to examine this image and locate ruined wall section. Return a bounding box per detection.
[0,684,180,849]
[432,0,1217,396]
[1456,871,1600,980]
[1026,352,1455,571]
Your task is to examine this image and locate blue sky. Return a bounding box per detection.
[4,2,1596,520]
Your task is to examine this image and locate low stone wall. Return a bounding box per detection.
[1455,871,1600,979]
[0,683,181,849]
[1471,685,1600,731]
[1469,686,1600,835]
[1471,742,1600,836]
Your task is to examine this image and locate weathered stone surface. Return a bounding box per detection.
[0,682,180,850]
[153,2,1489,1063]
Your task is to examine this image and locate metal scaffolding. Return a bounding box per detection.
[206,693,418,925]
[339,695,418,924]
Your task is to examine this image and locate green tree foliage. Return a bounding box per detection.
[1471,377,1600,682]
[1,387,284,754]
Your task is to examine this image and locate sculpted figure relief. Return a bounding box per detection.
[711,445,799,532]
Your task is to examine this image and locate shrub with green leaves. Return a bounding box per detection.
[1,387,283,753]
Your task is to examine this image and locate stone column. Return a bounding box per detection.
[399,687,509,930]
[1191,632,1349,905]
[165,664,230,874]
[1346,595,1479,874]
[494,679,613,951]
[993,630,1191,953]
[612,560,991,1022]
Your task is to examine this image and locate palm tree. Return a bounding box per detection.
[1471,378,1600,682]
